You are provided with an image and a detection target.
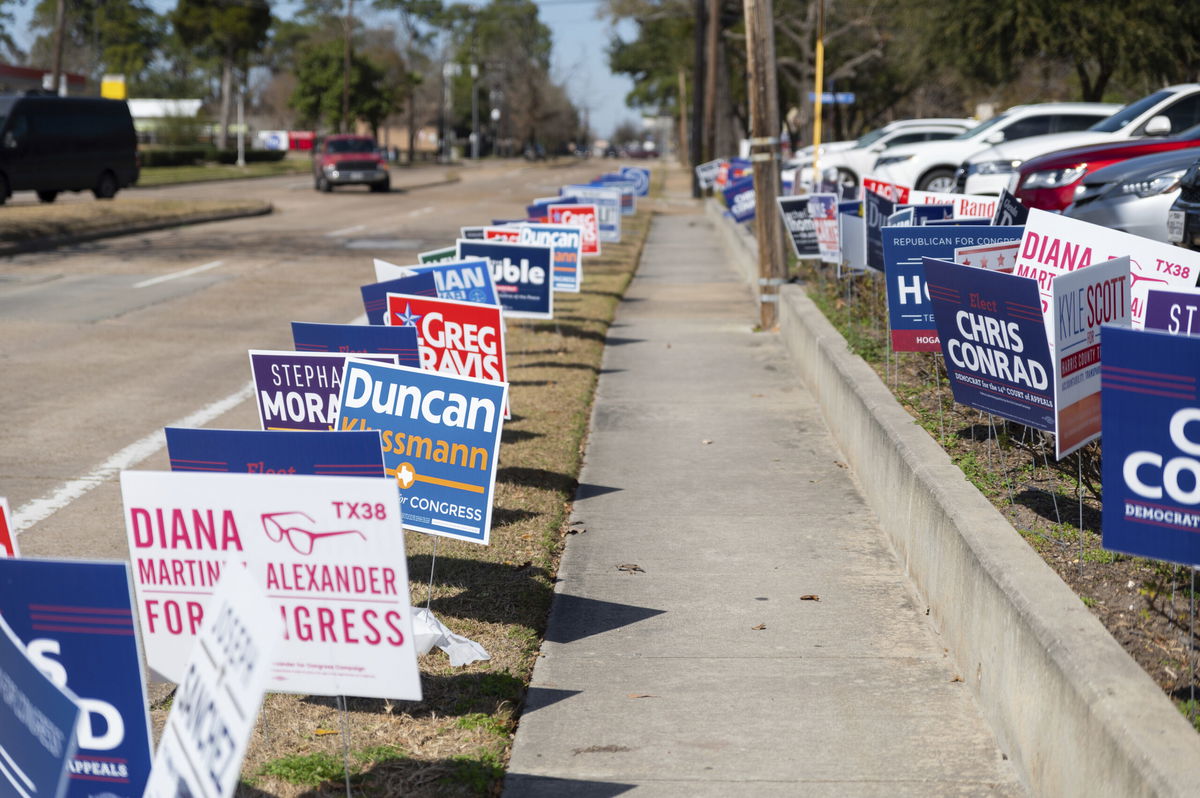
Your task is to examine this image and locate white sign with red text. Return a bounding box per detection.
[144,566,277,798]
[908,190,998,220]
[1014,208,1200,330]
[862,177,909,204]
[1050,257,1131,458]
[120,471,420,700]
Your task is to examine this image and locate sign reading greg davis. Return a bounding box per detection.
[0,613,80,798]
[486,223,583,293]
[250,351,399,431]
[456,239,553,319]
[1049,257,1131,459]
[387,294,508,388]
[882,226,1024,351]
[562,185,621,242]
[334,359,507,544]
[166,428,386,478]
[291,322,420,368]
[360,272,438,326]
[374,257,499,306]
[144,566,275,798]
[777,196,820,258]
[1101,326,1200,565]
[121,471,420,699]
[0,559,150,798]
[924,257,1054,431]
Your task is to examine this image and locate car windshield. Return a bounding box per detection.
[328,138,377,153]
[1088,91,1170,132]
[854,127,890,148]
[950,113,1009,141]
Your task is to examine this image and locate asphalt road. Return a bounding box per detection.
[0,158,605,560]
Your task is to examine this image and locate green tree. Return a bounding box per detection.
[173,0,272,148]
[374,0,443,161]
[0,0,24,62]
[290,37,393,134]
[25,0,163,83]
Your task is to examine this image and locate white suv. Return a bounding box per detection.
[958,84,1200,195]
[869,102,1120,192]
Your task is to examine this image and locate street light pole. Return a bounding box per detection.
[470,63,479,160]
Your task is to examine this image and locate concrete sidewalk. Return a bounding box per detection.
[503,208,1026,796]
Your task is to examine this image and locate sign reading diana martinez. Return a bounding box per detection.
[334,359,507,545]
[1102,326,1200,566]
[924,257,1054,431]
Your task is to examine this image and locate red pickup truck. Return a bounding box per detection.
[312,134,390,193]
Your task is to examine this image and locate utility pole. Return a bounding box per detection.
[742,0,786,328]
[342,0,353,133]
[703,0,720,161]
[690,0,706,196]
[49,0,66,95]
[677,66,689,167]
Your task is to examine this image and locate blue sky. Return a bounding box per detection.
[8,0,639,137]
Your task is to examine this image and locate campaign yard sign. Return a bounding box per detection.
[373,257,499,306]
[777,196,821,258]
[0,497,15,557]
[1014,208,1200,326]
[694,159,722,190]
[924,257,1054,431]
[143,566,275,798]
[592,176,636,215]
[562,185,621,242]
[881,225,1024,351]
[460,226,486,240]
[862,177,909,203]
[1101,326,1200,565]
[954,240,1021,272]
[0,560,151,798]
[619,165,651,196]
[838,206,867,276]
[418,246,458,264]
[456,239,554,319]
[361,272,438,325]
[864,189,895,271]
[386,294,508,388]
[249,351,399,431]
[894,204,953,225]
[121,471,420,699]
[1049,257,1131,459]
[291,322,421,368]
[549,204,599,256]
[334,359,506,545]
[1144,286,1200,336]
[907,190,997,220]
[485,223,583,293]
[527,195,576,221]
[0,613,80,798]
[808,193,839,264]
[724,175,756,223]
[166,428,387,478]
[992,188,1029,226]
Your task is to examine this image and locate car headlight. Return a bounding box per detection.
[874,154,913,168]
[1022,164,1087,190]
[1117,170,1185,198]
[969,159,1022,176]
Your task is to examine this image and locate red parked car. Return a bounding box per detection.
[1014,124,1200,211]
[312,134,390,193]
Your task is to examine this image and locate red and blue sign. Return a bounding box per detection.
[724,175,756,223]
[0,560,146,798]
[924,256,1054,430]
[291,321,421,367]
[165,427,386,478]
[1101,325,1200,565]
[361,272,438,326]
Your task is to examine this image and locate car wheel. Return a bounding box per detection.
[836,169,859,189]
[0,173,10,205]
[93,171,118,199]
[918,168,956,193]
[317,176,332,193]
[37,190,58,203]
[370,178,390,193]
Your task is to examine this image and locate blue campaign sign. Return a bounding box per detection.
[514,223,584,293]
[1101,326,1200,565]
[1144,287,1200,336]
[724,175,756,223]
[991,188,1030,226]
[882,225,1025,352]
[864,188,895,271]
[619,165,651,196]
[402,259,499,306]
[456,239,554,319]
[894,203,953,225]
[528,196,575,220]
[561,185,622,242]
[291,321,421,368]
[361,272,438,325]
[335,359,507,544]
[166,428,386,477]
[924,256,1054,430]
[0,565,126,798]
[592,176,636,215]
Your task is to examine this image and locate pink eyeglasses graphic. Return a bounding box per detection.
[260,512,366,555]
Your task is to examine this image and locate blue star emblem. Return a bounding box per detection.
[394,302,422,327]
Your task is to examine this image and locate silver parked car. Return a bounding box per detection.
[1065,148,1200,241]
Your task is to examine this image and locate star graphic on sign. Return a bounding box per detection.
[394,303,422,327]
[980,257,990,269]
[997,255,1006,266]
[962,258,972,267]
[397,462,416,489]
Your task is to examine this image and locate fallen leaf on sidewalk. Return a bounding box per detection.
[800,594,820,601]
[617,563,644,573]
[314,728,339,736]
[751,623,766,630]
[950,676,963,683]
[627,694,656,699]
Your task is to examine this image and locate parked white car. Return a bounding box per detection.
[869,102,1120,192]
[957,84,1200,195]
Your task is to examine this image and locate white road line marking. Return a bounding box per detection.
[326,224,367,237]
[406,206,435,217]
[13,312,370,536]
[133,259,225,289]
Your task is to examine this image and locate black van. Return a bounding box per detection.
[0,93,139,204]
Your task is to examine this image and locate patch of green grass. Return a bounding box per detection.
[354,744,407,765]
[441,750,506,795]
[455,712,510,737]
[259,752,345,786]
[1178,700,1200,732]
[1081,596,1097,607]
[137,158,311,186]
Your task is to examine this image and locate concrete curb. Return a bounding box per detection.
[0,202,273,257]
[709,200,1200,797]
